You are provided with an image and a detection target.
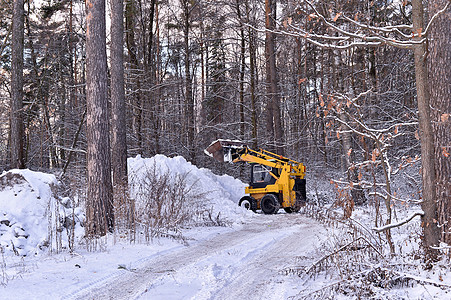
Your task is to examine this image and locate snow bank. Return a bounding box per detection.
[0,155,249,256]
[0,169,84,256]
[128,155,250,224]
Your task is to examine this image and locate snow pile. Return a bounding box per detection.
[128,154,250,224]
[0,169,84,256]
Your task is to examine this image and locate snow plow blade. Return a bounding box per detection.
[204,139,247,163]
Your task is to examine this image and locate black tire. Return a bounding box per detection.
[239,196,257,212]
[260,194,280,215]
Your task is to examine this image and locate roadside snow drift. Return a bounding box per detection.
[0,155,248,257]
[128,154,249,224]
[0,169,84,256]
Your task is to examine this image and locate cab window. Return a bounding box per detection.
[253,165,273,183]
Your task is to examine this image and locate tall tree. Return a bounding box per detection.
[180,0,195,162]
[412,0,441,261]
[110,0,131,227]
[265,0,284,154]
[10,0,25,169]
[246,1,258,148]
[236,0,246,140]
[125,0,143,154]
[428,0,451,246]
[85,0,114,236]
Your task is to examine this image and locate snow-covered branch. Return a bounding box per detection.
[306,236,383,274]
[423,1,451,36]
[372,211,424,233]
[274,0,449,51]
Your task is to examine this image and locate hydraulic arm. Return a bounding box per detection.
[205,139,306,214]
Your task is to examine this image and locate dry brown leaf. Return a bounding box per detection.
[333,13,341,22]
[415,130,420,140]
[347,148,352,157]
[298,78,307,84]
[372,148,379,161]
[442,147,450,158]
[440,113,450,122]
[308,13,316,21]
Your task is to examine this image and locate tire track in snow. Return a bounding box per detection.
[209,221,320,300]
[64,214,323,300]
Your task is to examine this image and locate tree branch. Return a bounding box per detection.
[372,211,424,233]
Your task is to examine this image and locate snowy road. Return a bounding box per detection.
[67,214,324,300]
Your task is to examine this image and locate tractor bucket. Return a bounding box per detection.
[204,139,247,163]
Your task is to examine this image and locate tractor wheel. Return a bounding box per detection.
[239,196,257,212]
[260,194,280,215]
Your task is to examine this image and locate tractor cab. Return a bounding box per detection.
[250,164,278,189]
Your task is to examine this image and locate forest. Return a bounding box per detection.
[0,0,450,265]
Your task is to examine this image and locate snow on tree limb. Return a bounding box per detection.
[372,211,424,233]
[262,0,451,51]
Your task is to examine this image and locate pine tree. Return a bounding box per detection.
[10,0,25,169]
[85,0,114,236]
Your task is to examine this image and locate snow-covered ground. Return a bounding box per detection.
[0,155,450,299]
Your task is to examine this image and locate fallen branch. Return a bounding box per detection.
[377,267,451,289]
[306,236,382,274]
[372,211,424,233]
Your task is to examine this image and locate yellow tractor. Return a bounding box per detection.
[205,140,306,214]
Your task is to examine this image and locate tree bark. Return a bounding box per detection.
[86,0,114,236]
[428,0,451,246]
[265,0,284,154]
[412,0,441,261]
[246,1,258,148]
[236,0,246,140]
[10,0,25,169]
[125,0,143,154]
[111,0,132,228]
[181,0,195,162]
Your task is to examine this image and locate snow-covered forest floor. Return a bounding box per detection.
[1,155,450,299]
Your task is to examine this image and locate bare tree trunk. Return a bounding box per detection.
[10,0,25,169]
[236,0,245,140]
[265,0,284,154]
[246,1,258,148]
[125,0,143,154]
[428,0,451,247]
[111,0,133,229]
[412,0,441,261]
[147,0,160,155]
[86,0,114,237]
[181,0,195,162]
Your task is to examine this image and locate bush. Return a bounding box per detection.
[129,162,212,243]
